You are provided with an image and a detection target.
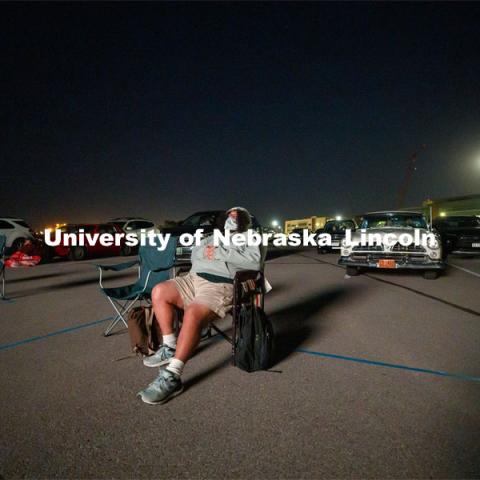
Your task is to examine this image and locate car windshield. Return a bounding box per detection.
[109,222,125,229]
[14,220,32,229]
[181,213,217,227]
[360,214,427,229]
[324,221,355,233]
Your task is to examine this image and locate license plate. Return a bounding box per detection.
[331,242,340,247]
[176,247,183,255]
[473,243,480,248]
[378,259,396,269]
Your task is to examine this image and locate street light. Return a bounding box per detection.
[271,220,279,228]
[335,215,342,221]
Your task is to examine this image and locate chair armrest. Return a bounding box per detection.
[151,263,176,273]
[96,260,139,272]
[97,260,140,289]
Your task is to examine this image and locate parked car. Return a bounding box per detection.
[0,217,35,252]
[338,211,445,279]
[433,215,480,256]
[161,210,262,261]
[53,223,127,261]
[108,217,156,255]
[316,219,356,253]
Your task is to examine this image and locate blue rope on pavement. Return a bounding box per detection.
[0,316,112,351]
[296,348,480,383]
[1,318,479,384]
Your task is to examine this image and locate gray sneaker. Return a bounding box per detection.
[138,369,183,405]
[143,344,175,367]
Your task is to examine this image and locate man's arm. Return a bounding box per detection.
[213,244,261,271]
[191,236,211,261]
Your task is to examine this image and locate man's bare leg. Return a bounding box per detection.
[174,303,217,363]
[151,281,184,335]
[142,281,185,368]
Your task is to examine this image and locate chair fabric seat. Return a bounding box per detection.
[101,282,148,301]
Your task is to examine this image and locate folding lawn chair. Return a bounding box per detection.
[97,236,178,336]
[0,235,6,300]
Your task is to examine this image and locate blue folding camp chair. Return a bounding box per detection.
[97,237,178,336]
[0,235,6,300]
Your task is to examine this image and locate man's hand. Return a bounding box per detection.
[204,245,215,260]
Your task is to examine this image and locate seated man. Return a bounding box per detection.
[138,207,261,405]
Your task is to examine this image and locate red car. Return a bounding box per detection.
[53,224,128,261]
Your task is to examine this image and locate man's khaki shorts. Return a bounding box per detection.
[170,272,234,318]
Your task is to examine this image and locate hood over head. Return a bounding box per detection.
[226,206,252,233]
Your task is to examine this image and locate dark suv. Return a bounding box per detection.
[433,215,480,256]
[161,210,261,261]
[316,219,356,253]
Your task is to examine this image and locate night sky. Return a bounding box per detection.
[2,2,480,228]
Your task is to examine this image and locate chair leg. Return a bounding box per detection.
[209,323,232,344]
[104,297,139,336]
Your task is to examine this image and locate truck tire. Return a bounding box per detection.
[423,270,439,280]
[346,266,361,276]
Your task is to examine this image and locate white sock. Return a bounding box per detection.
[163,333,176,349]
[166,358,184,377]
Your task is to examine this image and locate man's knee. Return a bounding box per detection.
[152,281,176,304]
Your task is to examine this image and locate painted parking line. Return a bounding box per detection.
[447,263,480,278]
[296,348,480,383]
[2,316,478,384]
[0,316,112,352]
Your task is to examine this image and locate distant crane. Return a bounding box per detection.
[397,145,426,209]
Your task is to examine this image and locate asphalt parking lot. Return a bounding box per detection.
[1,249,479,479]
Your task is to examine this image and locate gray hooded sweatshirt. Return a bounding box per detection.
[190,232,261,282]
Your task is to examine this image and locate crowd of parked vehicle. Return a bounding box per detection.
[314,211,480,280]
[1,211,479,279]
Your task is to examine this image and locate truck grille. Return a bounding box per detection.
[351,253,428,264]
[352,245,382,252]
[391,243,426,253]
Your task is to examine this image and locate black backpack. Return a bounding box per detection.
[234,304,274,372]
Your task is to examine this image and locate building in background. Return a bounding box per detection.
[283,194,480,234]
[284,216,327,234]
[425,194,480,219]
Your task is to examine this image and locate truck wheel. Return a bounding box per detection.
[423,270,439,280]
[69,247,87,261]
[346,266,361,276]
